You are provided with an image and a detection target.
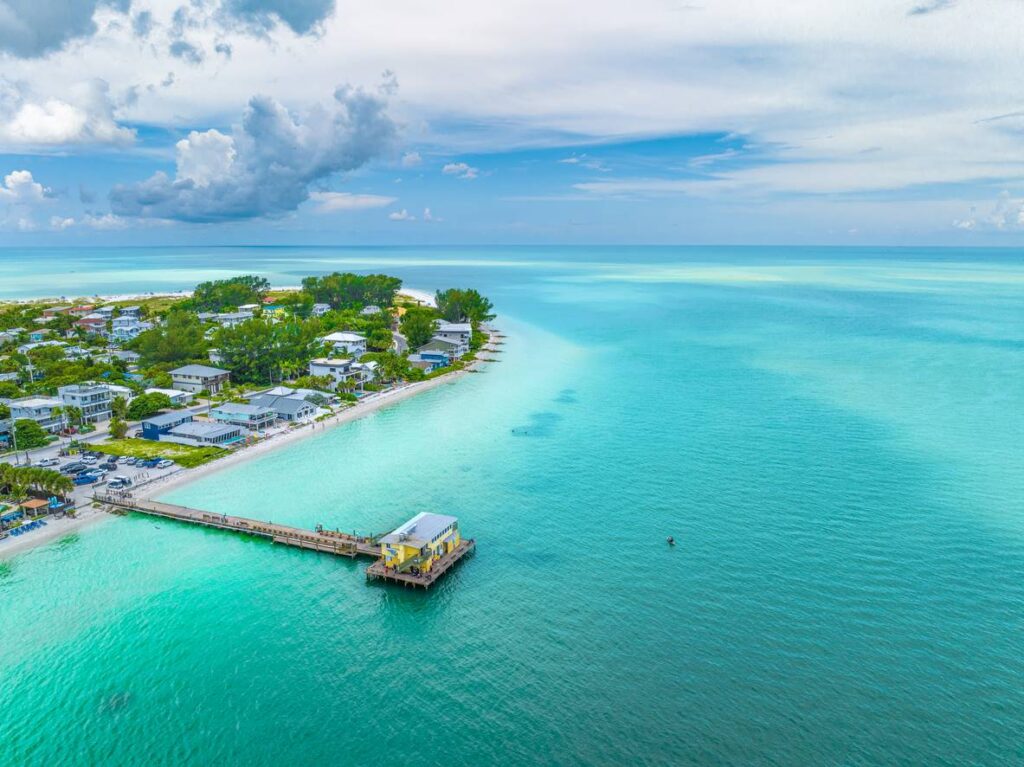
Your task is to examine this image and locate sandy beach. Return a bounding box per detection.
[4,287,437,307]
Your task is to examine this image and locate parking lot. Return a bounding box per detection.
[4,441,181,508]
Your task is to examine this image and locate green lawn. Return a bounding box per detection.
[92,438,225,468]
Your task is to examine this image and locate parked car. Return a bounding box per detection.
[81,455,98,465]
[108,475,133,490]
[138,458,162,468]
[101,461,118,471]
[73,473,99,485]
[60,462,87,474]
[37,457,60,467]
[156,459,174,469]
[123,457,137,466]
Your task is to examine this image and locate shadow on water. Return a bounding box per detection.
[510,411,562,437]
[553,388,578,405]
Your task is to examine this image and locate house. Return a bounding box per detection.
[407,352,447,372]
[208,348,224,365]
[247,393,316,422]
[109,350,141,365]
[118,306,142,319]
[110,316,152,341]
[68,305,96,317]
[9,396,63,433]
[210,403,276,432]
[237,303,260,312]
[311,303,331,317]
[95,306,115,319]
[211,311,254,328]
[0,330,21,345]
[57,382,113,423]
[164,420,244,446]
[321,331,367,358]
[360,305,382,316]
[75,314,108,335]
[42,306,71,318]
[433,322,472,357]
[308,358,357,390]
[379,512,461,574]
[107,384,135,402]
[28,329,50,343]
[0,371,18,382]
[351,360,378,384]
[145,387,193,406]
[263,385,336,405]
[17,340,67,355]
[417,339,460,363]
[169,364,230,394]
[141,411,194,440]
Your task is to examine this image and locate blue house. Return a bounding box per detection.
[141,412,194,440]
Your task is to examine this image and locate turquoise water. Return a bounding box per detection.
[2,247,1023,765]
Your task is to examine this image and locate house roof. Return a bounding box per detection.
[145,387,189,398]
[168,421,240,438]
[170,364,229,378]
[20,499,49,510]
[143,411,193,428]
[418,339,458,353]
[379,512,458,547]
[248,394,314,415]
[310,357,352,367]
[211,403,274,417]
[436,322,472,333]
[323,331,366,343]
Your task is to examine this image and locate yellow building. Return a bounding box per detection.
[379,512,461,574]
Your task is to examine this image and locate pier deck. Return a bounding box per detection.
[94,493,379,558]
[366,539,476,589]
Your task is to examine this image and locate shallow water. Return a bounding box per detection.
[1,246,1023,765]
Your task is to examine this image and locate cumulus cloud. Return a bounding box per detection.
[110,85,396,222]
[422,207,441,222]
[0,79,134,148]
[953,192,1024,232]
[388,208,414,221]
[0,169,49,203]
[310,191,397,212]
[0,0,128,58]
[401,151,422,167]
[442,162,478,180]
[49,215,75,230]
[82,212,128,229]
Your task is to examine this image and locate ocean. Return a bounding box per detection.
[1,246,1023,765]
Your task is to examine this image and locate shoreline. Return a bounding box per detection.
[0,287,437,307]
[1,329,498,559]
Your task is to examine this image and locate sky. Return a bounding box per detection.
[2,0,1024,246]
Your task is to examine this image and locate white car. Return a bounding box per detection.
[37,457,60,467]
[156,459,174,469]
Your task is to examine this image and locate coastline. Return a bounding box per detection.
[1,287,437,307]
[1,327,497,559]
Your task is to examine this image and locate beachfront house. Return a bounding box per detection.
[75,314,108,335]
[169,364,230,394]
[210,403,276,432]
[68,305,96,317]
[407,352,447,373]
[321,331,367,358]
[118,306,142,319]
[417,339,460,363]
[311,303,331,317]
[141,411,194,440]
[9,396,63,433]
[145,387,193,406]
[379,512,462,574]
[57,382,113,423]
[95,306,115,319]
[308,358,358,391]
[164,421,243,447]
[432,322,472,357]
[247,393,317,422]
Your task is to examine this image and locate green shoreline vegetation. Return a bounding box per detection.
[0,272,494,460]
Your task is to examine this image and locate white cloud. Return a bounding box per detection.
[951,192,1024,232]
[388,208,414,221]
[422,207,441,222]
[310,191,398,212]
[175,129,236,187]
[0,170,49,203]
[49,215,75,230]
[401,151,422,167]
[82,212,128,229]
[442,162,478,180]
[0,79,134,149]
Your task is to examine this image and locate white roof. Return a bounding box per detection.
[322,331,366,343]
[380,512,458,547]
[11,396,60,408]
[146,387,189,398]
[310,357,353,367]
[436,322,472,333]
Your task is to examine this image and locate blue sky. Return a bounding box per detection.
[1,1,1022,245]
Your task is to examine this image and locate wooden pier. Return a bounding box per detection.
[93,493,474,589]
[94,493,380,558]
[366,539,476,589]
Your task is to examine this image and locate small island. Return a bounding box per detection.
[0,272,499,575]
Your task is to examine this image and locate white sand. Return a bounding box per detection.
[0,506,110,560]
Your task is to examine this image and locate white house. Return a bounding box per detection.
[169,364,231,394]
[118,306,142,319]
[17,340,67,355]
[164,420,244,447]
[321,331,367,358]
[433,322,472,357]
[107,384,135,402]
[360,305,383,316]
[9,396,63,433]
[311,303,331,317]
[111,316,152,341]
[308,358,358,390]
[248,392,317,422]
[57,382,113,423]
[145,387,194,406]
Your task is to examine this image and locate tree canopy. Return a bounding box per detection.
[435,288,495,323]
[214,318,325,385]
[400,306,437,348]
[126,392,173,421]
[133,310,208,367]
[301,273,402,310]
[187,275,270,312]
[13,419,50,449]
